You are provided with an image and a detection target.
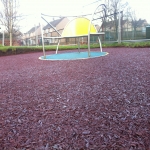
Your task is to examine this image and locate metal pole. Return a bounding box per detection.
[40,22,46,59]
[41,16,61,36]
[36,25,38,46]
[118,2,121,43]
[88,4,106,57]
[34,24,37,46]
[78,37,80,53]
[56,39,60,54]
[98,36,102,52]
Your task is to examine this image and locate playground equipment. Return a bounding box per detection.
[39,2,108,60]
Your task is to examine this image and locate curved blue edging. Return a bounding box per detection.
[39,51,108,60]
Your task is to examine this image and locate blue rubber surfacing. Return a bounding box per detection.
[39,51,108,60]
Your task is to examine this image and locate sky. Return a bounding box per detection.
[126,0,150,21]
[1,0,149,33]
[19,0,95,32]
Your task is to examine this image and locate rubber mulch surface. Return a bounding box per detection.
[0,48,150,149]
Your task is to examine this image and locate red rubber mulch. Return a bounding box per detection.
[0,48,150,149]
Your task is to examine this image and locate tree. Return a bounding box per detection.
[0,0,22,46]
[104,0,128,40]
[128,10,148,39]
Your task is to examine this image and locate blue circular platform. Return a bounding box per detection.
[39,51,108,60]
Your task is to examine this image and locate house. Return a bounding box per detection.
[43,17,69,45]
[21,25,41,46]
[101,19,148,40]
[21,17,69,46]
[131,19,148,31]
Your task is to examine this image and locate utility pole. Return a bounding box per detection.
[40,22,46,59]
[9,0,13,46]
[34,24,37,46]
[36,25,38,46]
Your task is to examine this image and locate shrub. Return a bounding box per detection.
[0,42,150,56]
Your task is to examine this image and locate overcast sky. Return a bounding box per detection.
[127,0,150,20]
[17,0,150,32]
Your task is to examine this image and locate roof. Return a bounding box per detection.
[102,20,127,28]
[132,19,148,27]
[43,17,65,30]
[27,25,40,34]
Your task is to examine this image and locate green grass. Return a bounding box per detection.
[0,42,150,55]
[102,42,150,48]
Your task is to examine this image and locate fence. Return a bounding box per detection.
[0,38,20,46]
[100,14,149,42]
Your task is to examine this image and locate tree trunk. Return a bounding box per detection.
[10,32,12,46]
[9,0,13,46]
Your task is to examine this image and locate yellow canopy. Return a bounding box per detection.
[61,17,97,37]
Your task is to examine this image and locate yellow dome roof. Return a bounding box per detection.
[61,17,97,37]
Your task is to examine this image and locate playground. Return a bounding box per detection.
[0,0,150,149]
[0,48,150,149]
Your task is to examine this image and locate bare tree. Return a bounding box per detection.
[0,0,22,46]
[105,0,128,39]
[128,10,148,39]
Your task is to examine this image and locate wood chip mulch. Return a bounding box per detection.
[0,48,150,150]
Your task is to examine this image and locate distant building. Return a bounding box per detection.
[21,25,41,46]
[21,17,69,46]
[43,17,69,45]
[101,19,148,40]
